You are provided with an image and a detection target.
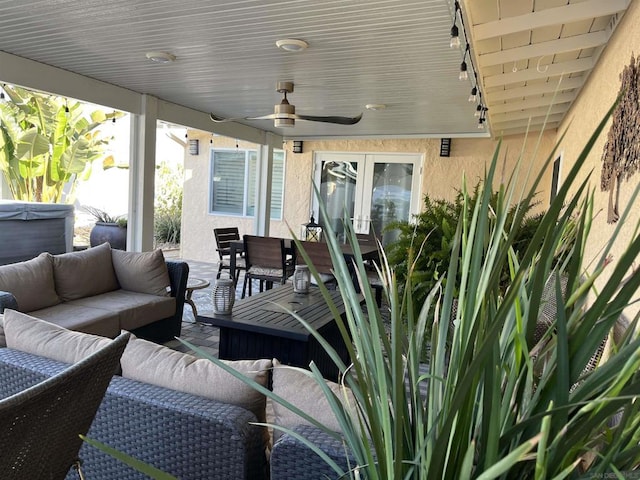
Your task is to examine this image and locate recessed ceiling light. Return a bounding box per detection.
[366,104,387,111]
[276,38,309,52]
[145,52,176,64]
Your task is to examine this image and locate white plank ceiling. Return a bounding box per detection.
[0,0,631,139]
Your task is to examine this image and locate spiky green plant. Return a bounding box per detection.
[183,100,640,479]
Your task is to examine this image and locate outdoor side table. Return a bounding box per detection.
[185,277,211,319]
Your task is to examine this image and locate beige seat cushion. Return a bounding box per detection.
[27,303,121,337]
[52,242,119,301]
[68,290,175,331]
[3,309,112,364]
[111,249,171,296]
[121,336,271,424]
[271,359,358,440]
[0,252,60,311]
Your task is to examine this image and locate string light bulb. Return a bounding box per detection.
[450,24,460,48]
[64,105,70,118]
[450,1,461,48]
[468,86,477,102]
[459,61,468,80]
[459,44,470,80]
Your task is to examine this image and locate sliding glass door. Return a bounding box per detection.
[313,153,422,244]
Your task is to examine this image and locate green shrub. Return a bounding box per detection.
[154,161,182,245]
[385,182,547,312]
[154,211,181,244]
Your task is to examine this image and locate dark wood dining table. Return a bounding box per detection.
[227,237,380,282]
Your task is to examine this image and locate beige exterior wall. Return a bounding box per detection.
[181,131,556,263]
[554,0,640,317]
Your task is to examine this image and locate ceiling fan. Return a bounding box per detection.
[209,81,362,128]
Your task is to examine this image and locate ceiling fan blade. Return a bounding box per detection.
[295,113,363,125]
[209,113,279,123]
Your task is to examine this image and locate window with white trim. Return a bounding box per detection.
[209,149,285,219]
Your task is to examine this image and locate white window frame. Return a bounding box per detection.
[209,147,285,219]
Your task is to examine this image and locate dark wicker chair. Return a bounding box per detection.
[214,227,247,282]
[0,332,130,480]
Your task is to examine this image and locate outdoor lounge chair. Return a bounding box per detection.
[0,332,130,479]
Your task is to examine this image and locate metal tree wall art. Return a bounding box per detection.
[600,54,640,223]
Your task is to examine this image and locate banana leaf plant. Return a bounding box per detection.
[0,84,123,203]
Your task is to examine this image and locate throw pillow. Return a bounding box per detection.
[271,359,358,440]
[111,249,171,296]
[120,336,271,424]
[0,252,60,312]
[52,242,119,301]
[3,309,111,364]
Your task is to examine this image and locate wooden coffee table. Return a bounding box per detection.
[197,286,351,380]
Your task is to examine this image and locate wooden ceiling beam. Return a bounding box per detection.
[478,31,609,68]
[474,0,630,41]
[491,114,564,130]
[492,122,561,137]
[488,92,575,114]
[484,58,593,88]
[491,104,567,123]
[487,77,584,102]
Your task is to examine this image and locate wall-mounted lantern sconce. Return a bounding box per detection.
[188,139,199,155]
[440,138,451,157]
[292,140,303,154]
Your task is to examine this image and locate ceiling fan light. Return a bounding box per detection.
[275,118,295,127]
[276,39,309,52]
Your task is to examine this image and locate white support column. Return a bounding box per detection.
[254,140,273,236]
[128,94,158,252]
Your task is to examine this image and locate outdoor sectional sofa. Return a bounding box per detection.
[0,242,188,343]
[0,310,271,479]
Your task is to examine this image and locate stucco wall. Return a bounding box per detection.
[181,131,556,263]
[555,0,640,317]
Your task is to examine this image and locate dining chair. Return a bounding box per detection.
[0,331,129,480]
[213,227,246,282]
[295,240,337,288]
[242,235,295,298]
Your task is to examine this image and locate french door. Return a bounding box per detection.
[312,153,422,244]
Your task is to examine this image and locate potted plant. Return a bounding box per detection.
[84,206,127,250]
